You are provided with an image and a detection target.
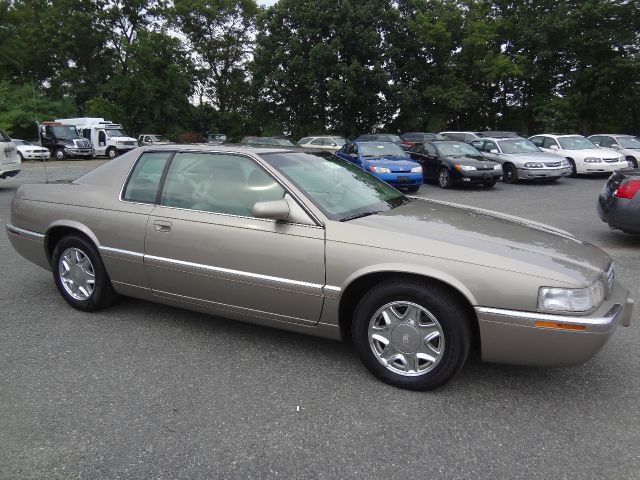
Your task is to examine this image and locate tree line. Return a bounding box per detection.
[1,0,639,141]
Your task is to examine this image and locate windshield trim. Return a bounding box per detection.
[259,151,410,222]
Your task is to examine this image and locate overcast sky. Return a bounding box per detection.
[257,0,278,5]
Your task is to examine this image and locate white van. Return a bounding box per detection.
[0,128,21,179]
[57,118,138,159]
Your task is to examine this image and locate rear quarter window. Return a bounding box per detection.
[122,152,173,203]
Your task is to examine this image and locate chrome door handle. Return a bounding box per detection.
[153,220,172,232]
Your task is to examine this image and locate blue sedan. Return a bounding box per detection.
[336,141,424,192]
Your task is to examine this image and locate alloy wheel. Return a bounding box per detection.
[58,247,96,301]
[368,301,445,376]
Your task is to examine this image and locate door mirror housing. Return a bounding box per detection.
[253,199,290,221]
[489,149,499,154]
[549,144,559,150]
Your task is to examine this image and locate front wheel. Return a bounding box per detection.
[53,148,67,161]
[503,164,518,184]
[52,235,118,311]
[627,157,638,169]
[438,168,453,189]
[482,179,497,188]
[567,159,578,177]
[351,279,472,390]
[106,147,118,159]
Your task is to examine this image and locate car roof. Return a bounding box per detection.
[139,144,309,155]
[480,137,525,142]
[533,133,582,138]
[589,134,632,137]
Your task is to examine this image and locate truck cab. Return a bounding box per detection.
[57,118,138,159]
[39,122,95,160]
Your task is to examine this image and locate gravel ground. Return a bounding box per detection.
[1,159,639,479]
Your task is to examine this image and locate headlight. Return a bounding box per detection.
[584,157,602,163]
[369,166,391,173]
[538,280,605,312]
[454,164,476,171]
[116,141,124,146]
[524,162,544,168]
[493,164,502,170]
[411,166,422,173]
[618,156,624,163]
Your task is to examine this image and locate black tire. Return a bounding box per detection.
[106,147,117,159]
[567,158,577,177]
[438,168,453,189]
[52,235,118,312]
[482,179,497,188]
[17,152,24,162]
[351,279,472,391]
[627,157,638,169]
[53,148,67,161]
[503,163,518,184]
[406,185,420,193]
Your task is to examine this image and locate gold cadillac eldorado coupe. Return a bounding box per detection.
[6,145,634,390]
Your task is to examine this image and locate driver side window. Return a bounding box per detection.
[542,137,558,149]
[160,153,285,217]
[424,143,438,156]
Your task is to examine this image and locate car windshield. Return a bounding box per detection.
[151,135,169,142]
[498,139,540,154]
[50,125,79,139]
[271,138,295,146]
[617,136,640,149]
[360,142,407,158]
[13,139,28,146]
[436,142,480,157]
[558,136,596,150]
[261,152,409,221]
[107,128,129,138]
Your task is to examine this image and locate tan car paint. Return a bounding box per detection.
[7,145,633,366]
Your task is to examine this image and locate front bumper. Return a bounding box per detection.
[475,283,633,366]
[375,171,423,187]
[65,147,95,157]
[518,166,572,179]
[454,169,502,184]
[22,150,50,160]
[579,162,626,174]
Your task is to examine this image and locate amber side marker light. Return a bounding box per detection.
[534,321,586,331]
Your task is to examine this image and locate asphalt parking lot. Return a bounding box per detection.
[2,160,639,479]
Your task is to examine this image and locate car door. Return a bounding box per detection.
[420,143,440,179]
[143,151,326,326]
[540,137,560,153]
[481,141,502,163]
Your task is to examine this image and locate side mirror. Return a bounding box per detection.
[549,144,559,150]
[253,199,290,221]
[489,149,499,154]
[611,144,621,150]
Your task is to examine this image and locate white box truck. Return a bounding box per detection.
[56,118,138,159]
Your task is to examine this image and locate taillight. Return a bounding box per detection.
[614,179,640,199]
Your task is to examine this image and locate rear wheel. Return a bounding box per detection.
[438,168,452,189]
[503,163,518,184]
[52,235,118,311]
[351,279,472,390]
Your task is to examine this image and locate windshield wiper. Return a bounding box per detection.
[340,211,382,222]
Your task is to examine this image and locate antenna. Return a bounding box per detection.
[35,121,49,184]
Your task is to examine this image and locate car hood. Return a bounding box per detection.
[111,136,138,143]
[500,151,563,163]
[335,198,610,286]
[17,145,48,152]
[363,156,418,169]
[442,155,497,167]
[561,148,619,159]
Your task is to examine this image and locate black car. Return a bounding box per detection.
[354,133,402,144]
[409,141,502,188]
[400,132,447,149]
[598,169,640,234]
